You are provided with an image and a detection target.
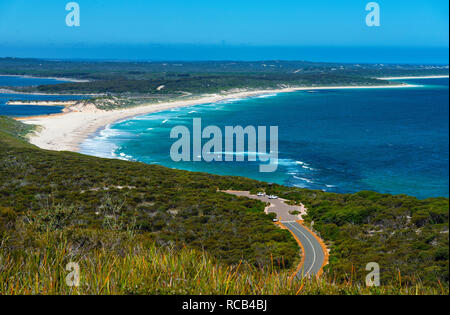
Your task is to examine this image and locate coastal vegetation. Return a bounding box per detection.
[1,58,448,80]
[266,187,449,287]
[1,58,448,110]
[0,116,448,294]
[0,116,35,140]
[0,117,299,270]
[30,74,392,95]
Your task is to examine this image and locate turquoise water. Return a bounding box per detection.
[0,76,90,117]
[81,78,449,199]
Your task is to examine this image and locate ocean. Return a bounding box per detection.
[81,78,449,199]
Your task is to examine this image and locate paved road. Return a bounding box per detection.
[224,190,306,221]
[224,190,326,278]
[282,221,325,278]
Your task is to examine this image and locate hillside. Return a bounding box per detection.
[0,116,448,294]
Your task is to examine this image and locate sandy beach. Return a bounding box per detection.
[7,100,79,106]
[19,83,420,153]
[376,75,449,80]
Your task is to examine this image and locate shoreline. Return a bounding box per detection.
[376,75,449,80]
[6,100,78,106]
[0,74,90,83]
[0,74,98,96]
[0,87,101,96]
[19,83,419,153]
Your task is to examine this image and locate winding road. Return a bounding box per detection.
[224,190,328,278]
[282,221,325,277]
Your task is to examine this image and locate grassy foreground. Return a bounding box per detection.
[1,228,445,295]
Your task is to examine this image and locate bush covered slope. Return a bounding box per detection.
[0,117,299,269]
[269,188,449,286]
[0,117,448,292]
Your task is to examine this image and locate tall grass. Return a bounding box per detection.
[0,230,445,295]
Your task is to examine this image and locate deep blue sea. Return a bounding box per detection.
[0,76,89,117]
[81,77,447,199]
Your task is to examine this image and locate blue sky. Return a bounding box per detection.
[0,0,448,61]
[1,0,448,46]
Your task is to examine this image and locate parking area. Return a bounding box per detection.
[224,190,307,222]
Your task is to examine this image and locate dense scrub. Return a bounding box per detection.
[2,58,447,99]
[0,117,448,292]
[1,58,448,80]
[0,119,299,270]
[267,188,449,287]
[32,74,390,94]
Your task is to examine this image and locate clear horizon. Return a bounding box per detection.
[1,45,449,65]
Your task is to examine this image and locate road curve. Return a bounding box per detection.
[223,190,327,278]
[282,221,325,278]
